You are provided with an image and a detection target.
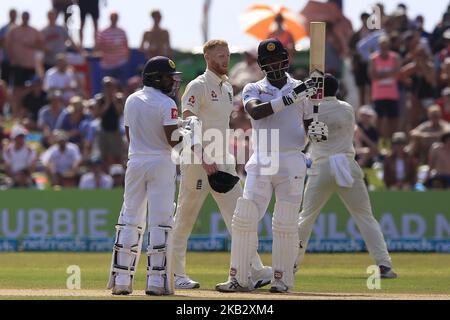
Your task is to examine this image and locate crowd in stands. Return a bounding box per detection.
[0,1,449,191]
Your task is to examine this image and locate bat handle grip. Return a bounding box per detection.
[313,104,319,122]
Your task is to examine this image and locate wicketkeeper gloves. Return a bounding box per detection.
[308,121,329,142]
[208,171,240,193]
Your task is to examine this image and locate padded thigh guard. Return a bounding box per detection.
[107,223,145,289]
[146,219,175,295]
[272,201,301,288]
[230,197,260,287]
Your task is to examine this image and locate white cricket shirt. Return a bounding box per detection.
[124,86,178,158]
[310,96,356,163]
[182,69,234,159]
[242,75,313,154]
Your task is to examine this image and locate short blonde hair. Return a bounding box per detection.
[203,39,228,54]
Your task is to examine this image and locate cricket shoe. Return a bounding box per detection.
[146,275,168,296]
[215,278,253,293]
[111,284,132,295]
[175,274,200,289]
[379,265,398,279]
[111,275,132,295]
[269,279,289,293]
[251,266,272,289]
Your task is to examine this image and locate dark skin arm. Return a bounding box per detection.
[163,124,181,148]
[245,99,313,132]
[244,99,275,120]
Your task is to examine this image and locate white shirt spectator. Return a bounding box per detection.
[79,172,113,189]
[3,144,36,173]
[44,66,78,102]
[41,142,82,174]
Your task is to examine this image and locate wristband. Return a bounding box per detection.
[270,96,286,113]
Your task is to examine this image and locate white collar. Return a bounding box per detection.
[205,69,228,86]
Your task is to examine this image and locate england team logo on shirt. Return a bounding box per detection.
[211,90,218,101]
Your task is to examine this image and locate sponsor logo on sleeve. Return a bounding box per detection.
[171,108,178,119]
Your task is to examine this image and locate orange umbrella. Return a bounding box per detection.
[240,4,307,42]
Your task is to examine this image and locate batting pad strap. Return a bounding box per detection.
[111,224,144,275]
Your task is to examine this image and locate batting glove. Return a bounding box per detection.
[308,121,328,143]
[271,79,317,113]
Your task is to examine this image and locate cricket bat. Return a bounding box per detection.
[309,22,326,122]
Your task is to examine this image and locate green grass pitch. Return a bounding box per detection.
[0,252,449,299]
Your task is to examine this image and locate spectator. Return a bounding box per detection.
[55,95,90,144]
[426,131,450,189]
[435,87,450,122]
[140,9,172,60]
[2,125,37,187]
[0,79,9,115]
[369,35,401,144]
[5,11,45,118]
[383,132,418,190]
[324,22,345,78]
[401,46,437,130]
[79,156,113,189]
[44,53,81,103]
[349,12,372,106]
[52,0,73,28]
[414,15,430,40]
[228,49,264,94]
[0,9,17,85]
[79,98,99,160]
[42,9,79,70]
[438,57,450,89]
[268,13,296,64]
[95,77,124,171]
[430,12,450,54]
[410,105,450,163]
[22,76,48,129]
[94,12,129,87]
[77,0,100,48]
[354,105,379,168]
[37,90,65,147]
[41,129,81,187]
[109,163,124,188]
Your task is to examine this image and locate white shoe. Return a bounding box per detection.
[215,278,253,293]
[269,279,289,293]
[251,266,272,289]
[175,274,200,289]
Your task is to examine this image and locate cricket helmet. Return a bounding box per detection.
[257,38,289,80]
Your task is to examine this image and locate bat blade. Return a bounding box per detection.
[309,22,326,121]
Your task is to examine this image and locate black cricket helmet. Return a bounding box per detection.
[142,56,182,96]
[257,38,289,80]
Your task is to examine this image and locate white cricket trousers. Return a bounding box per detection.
[297,158,392,268]
[173,162,264,276]
[119,155,176,232]
[243,151,307,217]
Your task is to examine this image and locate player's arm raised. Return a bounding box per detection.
[245,80,317,120]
